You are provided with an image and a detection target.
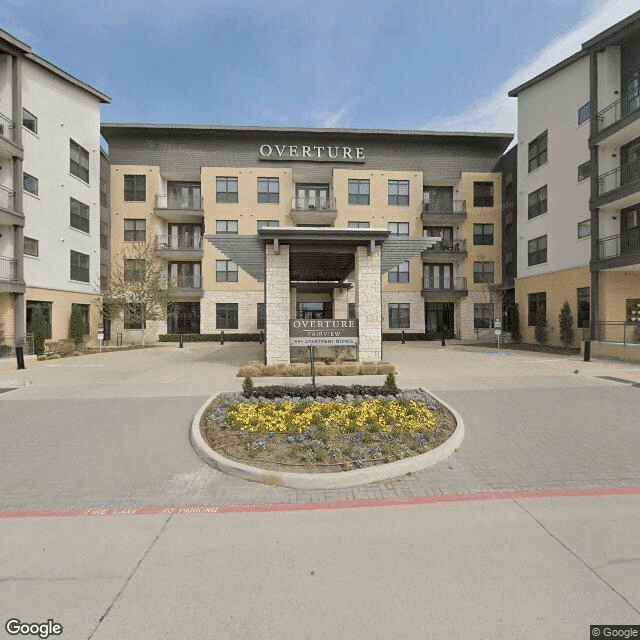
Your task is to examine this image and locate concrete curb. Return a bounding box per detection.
[189,388,465,489]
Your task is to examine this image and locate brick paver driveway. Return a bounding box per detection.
[1,342,639,511]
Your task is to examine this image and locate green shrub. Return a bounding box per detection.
[383,371,398,392]
[159,333,261,342]
[558,300,575,350]
[30,308,47,355]
[68,307,86,345]
[242,376,254,397]
[534,308,549,345]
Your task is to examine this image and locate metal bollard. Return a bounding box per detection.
[259,330,264,345]
[401,330,405,344]
[220,331,224,345]
[179,333,184,348]
[583,339,591,362]
[15,346,25,370]
[441,331,446,347]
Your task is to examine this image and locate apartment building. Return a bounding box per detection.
[509,10,640,351]
[101,124,510,360]
[0,29,109,352]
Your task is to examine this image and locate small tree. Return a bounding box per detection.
[68,306,86,345]
[511,303,521,344]
[534,308,549,345]
[558,300,575,350]
[30,308,47,355]
[99,240,172,345]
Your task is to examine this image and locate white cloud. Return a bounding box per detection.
[423,0,640,136]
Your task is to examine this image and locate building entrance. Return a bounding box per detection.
[425,302,455,338]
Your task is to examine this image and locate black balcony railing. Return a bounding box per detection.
[0,113,16,143]
[0,185,15,211]
[423,239,467,252]
[422,276,467,291]
[291,196,336,211]
[591,321,640,344]
[169,275,202,289]
[422,200,466,215]
[155,235,203,250]
[0,255,17,281]
[598,228,640,259]
[155,194,203,210]
[597,158,640,195]
[596,90,640,132]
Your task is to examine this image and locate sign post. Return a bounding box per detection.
[97,326,104,353]
[494,319,502,349]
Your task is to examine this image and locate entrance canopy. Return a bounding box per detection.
[206,227,437,282]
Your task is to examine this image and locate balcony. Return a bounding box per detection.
[0,185,22,226]
[0,112,20,159]
[596,90,640,134]
[154,235,203,260]
[595,159,640,205]
[154,194,204,223]
[421,239,467,261]
[167,274,203,297]
[0,255,24,293]
[595,228,640,268]
[422,200,466,223]
[421,276,467,297]
[290,196,337,226]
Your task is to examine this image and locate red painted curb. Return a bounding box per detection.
[1,486,639,520]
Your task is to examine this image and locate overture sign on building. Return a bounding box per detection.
[289,319,359,346]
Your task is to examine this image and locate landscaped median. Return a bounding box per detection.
[190,381,464,489]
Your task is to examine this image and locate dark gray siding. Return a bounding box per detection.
[103,129,510,182]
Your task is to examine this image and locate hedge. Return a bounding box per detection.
[382,332,459,341]
[245,384,400,400]
[159,333,262,342]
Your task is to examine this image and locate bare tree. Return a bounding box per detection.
[469,257,513,341]
[98,240,171,345]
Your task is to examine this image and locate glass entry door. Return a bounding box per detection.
[425,302,455,337]
[296,184,329,210]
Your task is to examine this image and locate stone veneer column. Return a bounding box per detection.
[290,286,297,319]
[333,287,348,319]
[265,244,290,364]
[355,245,381,362]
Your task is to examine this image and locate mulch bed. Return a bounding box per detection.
[200,388,457,474]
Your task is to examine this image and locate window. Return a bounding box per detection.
[70,139,89,183]
[100,222,108,250]
[257,220,279,230]
[388,222,409,236]
[257,303,265,330]
[577,288,590,328]
[24,237,39,257]
[528,185,547,219]
[348,221,370,228]
[348,303,356,319]
[216,220,238,234]
[578,219,591,238]
[578,161,591,182]
[578,102,591,125]
[70,250,89,282]
[474,303,492,329]
[216,177,238,203]
[216,260,238,282]
[473,261,494,283]
[528,235,547,266]
[216,303,238,329]
[100,178,108,207]
[388,180,409,205]
[297,302,332,319]
[26,301,52,339]
[124,303,144,330]
[258,177,279,203]
[70,197,90,233]
[473,223,494,245]
[22,108,37,134]
[23,172,38,195]
[71,303,90,336]
[528,292,546,326]
[388,303,410,328]
[124,259,146,283]
[348,179,370,205]
[473,182,494,207]
[388,261,409,283]
[528,131,548,172]
[124,219,146,242]
[124,175,146,201]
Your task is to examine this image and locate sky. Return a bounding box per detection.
[2,0,640,139]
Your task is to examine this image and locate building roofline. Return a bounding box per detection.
[582,9,640,50]
[508,50,588,97]
[26,53,111,103]
[0,29,31,54]
[101,122,512,144]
